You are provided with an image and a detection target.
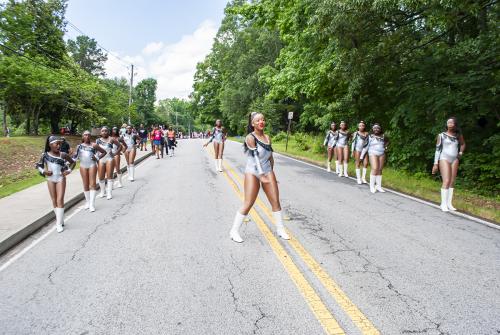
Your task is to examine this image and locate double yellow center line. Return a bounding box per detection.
[207,146,379,335]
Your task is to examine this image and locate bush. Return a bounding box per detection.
[293,133,310,151]
[272,131,287,143]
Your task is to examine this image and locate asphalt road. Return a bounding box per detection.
[1,139,499,335]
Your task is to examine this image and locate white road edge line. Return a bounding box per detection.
[226,140,497,230]
[0,152,154,272]
[272,151,499,230]
[0,206,84,273]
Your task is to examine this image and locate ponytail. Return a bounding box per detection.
[44,136,51,153]
[247,112,257,134]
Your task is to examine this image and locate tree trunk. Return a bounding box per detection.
[24,104,32,135]
[33,104,43,136]
[50,108,61,134]
[2,102,6,136]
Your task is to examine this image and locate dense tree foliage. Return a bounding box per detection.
[192,0,499,195]
[0,0,157,135]
[67,35,108,77]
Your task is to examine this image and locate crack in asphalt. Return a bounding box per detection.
[47,182,147,285]
[227,277,245,316]
[252,304,269,335]
[287,206,449,334]
[23,289,39,305]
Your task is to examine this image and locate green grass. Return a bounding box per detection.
[0,135,82,199]
[229,135,499,223]
[0,171,45,198]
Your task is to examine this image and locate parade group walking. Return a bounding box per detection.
[35,124,178,233]
[36,115,465,243]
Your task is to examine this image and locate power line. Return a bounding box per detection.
[66,20,132,69]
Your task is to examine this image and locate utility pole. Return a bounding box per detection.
[128,64,134,124]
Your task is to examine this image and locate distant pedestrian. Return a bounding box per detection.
[138,124,148,151]
[60,137,70,155]
[167,126,176,157]
[35,135,76,232]
[152,125,163,159]
[119,123,127,136]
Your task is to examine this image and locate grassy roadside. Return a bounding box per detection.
[0,136,82,199]
[229,136,499,223]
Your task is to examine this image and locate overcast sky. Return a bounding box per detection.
[65,0,228,100]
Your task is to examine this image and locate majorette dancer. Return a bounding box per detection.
[323,122,339,173]
[351,121,369,184]
[203,120,227,172]
[96,127,122,200]
[229,112,290,243]
[432,117,465,211]
[73,131,106,212]
[35,136,76,232]
[360,124,389,193]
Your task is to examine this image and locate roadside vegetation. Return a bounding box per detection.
[231,134,499,223]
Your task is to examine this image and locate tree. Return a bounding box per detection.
[134,78,157,125]
[67,35,108,77]
[191,0,500,195]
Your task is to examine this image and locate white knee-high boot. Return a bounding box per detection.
[327,161,331,172]
[116,173,123,188]
[376,175,385,192]
[214,159,219,171]
[98,180,106,198]
[447,188,457,211]
[230,212,245,243]
[218,159,223,172]
[83,191,90,209]
[273,211,290,240]
[362,168,368,184]
[338,163,343,177]
[355,169,361,184]
[440,188,449,212]
[54,207,64,233]
[343,162,348,177]
[369,174,376,193]
[127,165,132,181]
[106,180,113,200]
[130,164,135,181]
[335,161,340,174]
[89,190,96,212]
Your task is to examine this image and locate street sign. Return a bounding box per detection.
[288,112,294,120]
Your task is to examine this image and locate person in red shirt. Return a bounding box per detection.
[152,125,163,159]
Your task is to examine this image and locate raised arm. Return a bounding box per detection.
[35,153,48,176]
[62,152,76,174]
[93,143,107,160]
